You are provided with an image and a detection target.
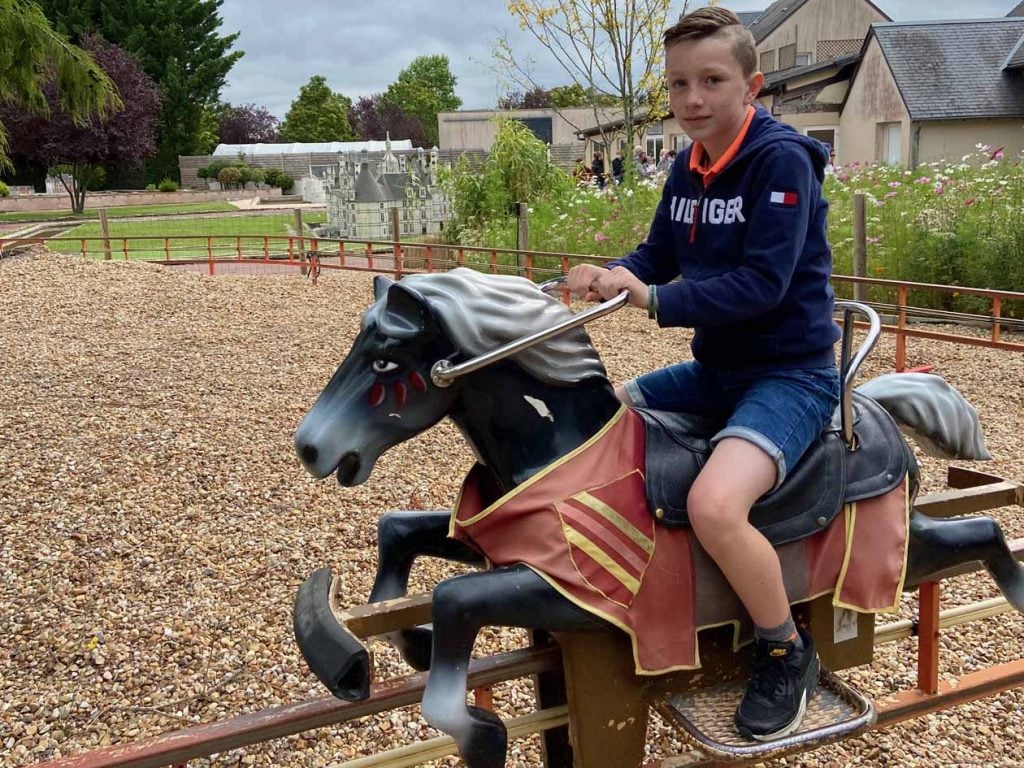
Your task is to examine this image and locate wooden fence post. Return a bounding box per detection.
[391,207,402,279]
[853,193,867,302]
[516,202,529,276]
[99,209,112,261]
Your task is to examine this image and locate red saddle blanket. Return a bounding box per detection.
[450,406,909,674]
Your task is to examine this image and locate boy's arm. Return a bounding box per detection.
[606,177,681,286]
[654,146,816,329]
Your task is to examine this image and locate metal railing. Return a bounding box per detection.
[2,234,1023,372]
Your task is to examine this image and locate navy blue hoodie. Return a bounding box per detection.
[611,106,841,371]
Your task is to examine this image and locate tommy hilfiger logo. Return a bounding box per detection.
[770,190,799,207]
[669,195,746,225]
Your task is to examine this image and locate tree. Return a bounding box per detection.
[382,55,461,147]
[3,34,161,211]
[348,94,428,147]
[495,0,675,171]
[33,0,243,181]
[279,75,354,142]
[498,86,551,110]
[547,83,590,108]
[218,103,279,144]
[0,0,120,171]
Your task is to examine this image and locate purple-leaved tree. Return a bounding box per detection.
[2,34,161,212]
[218,104,279,145]
[348,95,429,148]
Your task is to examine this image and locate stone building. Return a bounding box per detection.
[317,138,451,241]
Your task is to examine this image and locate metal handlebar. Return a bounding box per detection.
[835,301,882,449]
[429,276,629,388]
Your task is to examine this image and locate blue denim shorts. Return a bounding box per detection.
[624,361,840,489]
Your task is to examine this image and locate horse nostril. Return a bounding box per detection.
[298,443,319,466]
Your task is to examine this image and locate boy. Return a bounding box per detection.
[567,7,841,741]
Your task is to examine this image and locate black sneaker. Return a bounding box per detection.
[734,626,819,741]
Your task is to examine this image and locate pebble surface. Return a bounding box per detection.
[1,250,1021,767]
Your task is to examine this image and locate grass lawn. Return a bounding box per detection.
[0,201,241,223]
[47,212,328,260]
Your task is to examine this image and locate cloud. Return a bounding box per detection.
[218,0,567,117]
[218,0,1022,119]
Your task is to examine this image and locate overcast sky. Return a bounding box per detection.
[218,0,1023,120]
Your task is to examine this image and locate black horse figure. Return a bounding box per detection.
[293,269,1023,768]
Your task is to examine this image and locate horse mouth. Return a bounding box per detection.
[336,452,363,486]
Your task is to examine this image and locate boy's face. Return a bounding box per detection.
[666,34,764,157]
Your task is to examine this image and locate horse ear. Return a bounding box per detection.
[373,275,394,301]
[380,283,437,340]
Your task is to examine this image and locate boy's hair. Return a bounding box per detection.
[663,7,758,77]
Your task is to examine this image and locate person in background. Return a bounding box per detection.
[612,151,624,184]
[591,150,606,188]
[566,6,840,743]
[573,157,593,184]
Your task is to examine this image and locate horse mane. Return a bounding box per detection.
[373,268,609,386]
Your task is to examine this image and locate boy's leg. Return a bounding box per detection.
[686,438,787,627]
[688,367,839,741]
[688,438,818,742]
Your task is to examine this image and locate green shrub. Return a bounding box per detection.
[217,166,242,187]
[0,181,9,197]
[158,178,179,192]
[441,118,570,226]
[263,168,293,191]
[145,183,157,191]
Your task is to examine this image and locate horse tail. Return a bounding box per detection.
[856,372,991,460]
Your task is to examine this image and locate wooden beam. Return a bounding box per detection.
[28,646,561,768]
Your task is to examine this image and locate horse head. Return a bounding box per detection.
[294,269,612,488]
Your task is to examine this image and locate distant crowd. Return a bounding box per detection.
[574,146,677,187]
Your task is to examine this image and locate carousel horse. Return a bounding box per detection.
[293,268,1024,768]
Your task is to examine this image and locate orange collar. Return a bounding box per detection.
[688,105,756,187]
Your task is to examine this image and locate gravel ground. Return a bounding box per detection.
[1,250,1022,768]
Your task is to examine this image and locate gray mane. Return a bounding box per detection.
[367,268,608,385]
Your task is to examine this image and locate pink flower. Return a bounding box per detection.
[594,232,608,242]
[884,191,898,199]
[887,181,901,188]
[867,236,882,244]
[990,146,1005,161]
[915,176,932,184]
[964,199,975,207]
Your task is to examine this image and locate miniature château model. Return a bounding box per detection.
[317,136,451,240]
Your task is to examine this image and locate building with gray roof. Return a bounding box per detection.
[839,17,1024,167]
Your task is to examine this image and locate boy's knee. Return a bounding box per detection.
[686,482,735,538]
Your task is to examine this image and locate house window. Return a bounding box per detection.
[806,128,837,163]
[779,43,797,70]
[515,117,553,144]
[760,50,776,73]
[309,164,332,179]
[877,122,901,165]
[646,136,664,159]
[796,52,812,67]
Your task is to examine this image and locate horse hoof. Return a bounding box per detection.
[392,625,433,671]
[459,706,508,768]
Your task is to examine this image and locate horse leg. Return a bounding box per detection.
[906,509,1024,611]
[368,510,485,671]
[422,564,606,768]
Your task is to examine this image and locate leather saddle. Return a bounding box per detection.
[637,391,909,546]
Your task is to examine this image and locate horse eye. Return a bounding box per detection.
[371,359,399,374]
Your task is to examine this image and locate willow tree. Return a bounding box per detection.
[496,0,679,169]
[0,0,120,171]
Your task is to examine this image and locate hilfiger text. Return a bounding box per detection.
[669,195,746,225]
